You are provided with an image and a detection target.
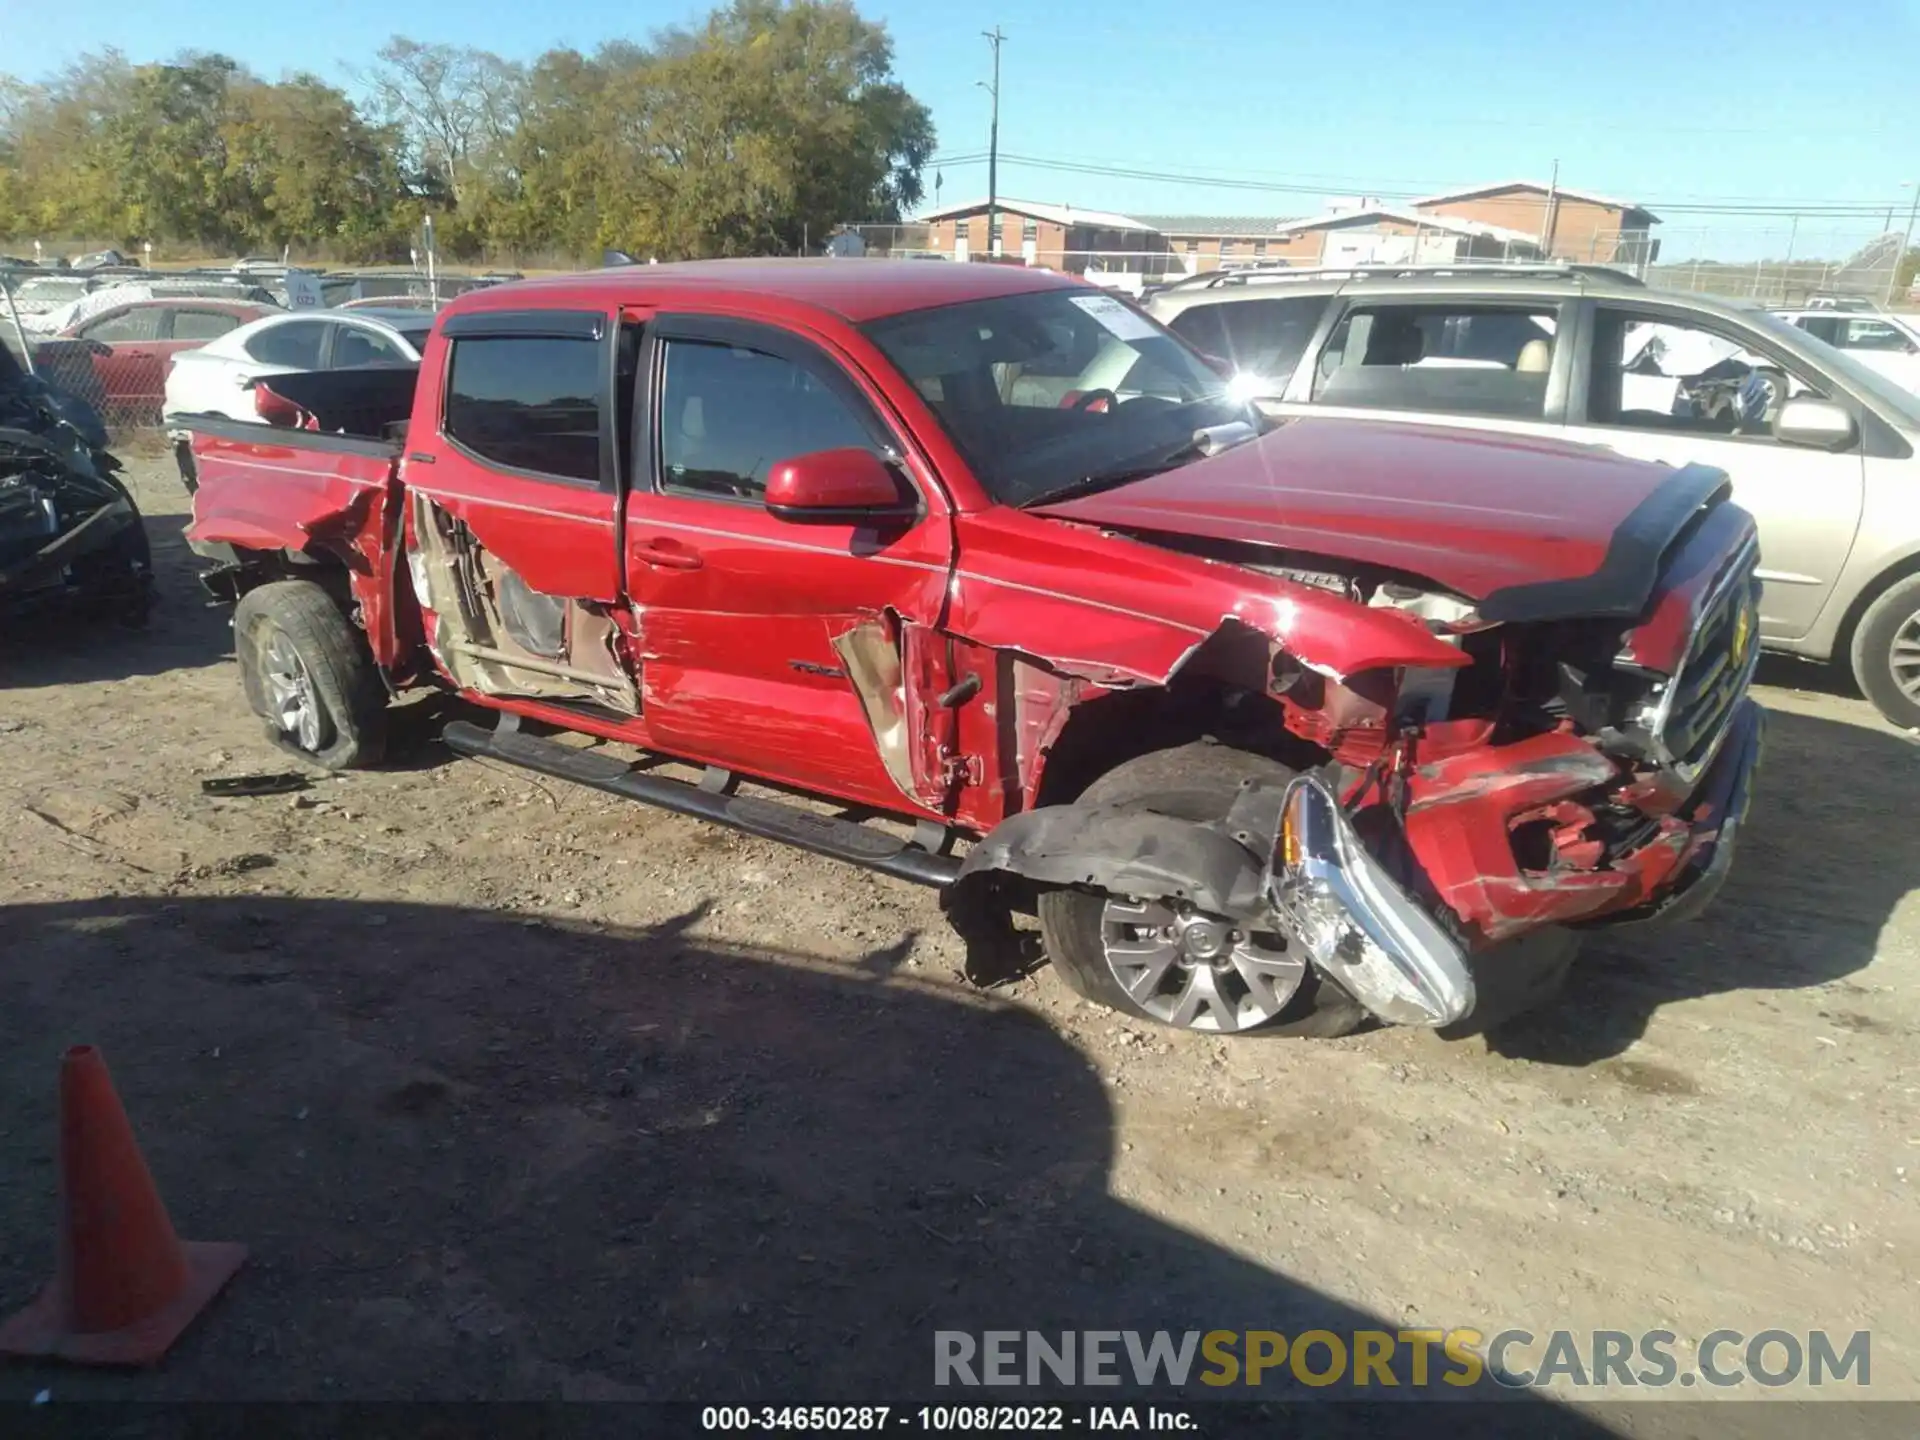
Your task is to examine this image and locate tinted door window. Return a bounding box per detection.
[169,309,243,342]
[1794,315,1843,345]
[1166,297,1325,381]
[443,335,603,483]
[1311,303,1557,420]
[81,308,162,343]
[1587,309,1830,442]
[658,338,875,501]
[246,320,328,368]
[332,325,411,368]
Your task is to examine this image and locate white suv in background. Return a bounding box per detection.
[1773,309,1920,395]
[1144,265,1920,731]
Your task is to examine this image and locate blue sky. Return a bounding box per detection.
[8,0,1918,260]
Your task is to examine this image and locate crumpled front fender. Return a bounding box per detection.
[951,800,1273,925]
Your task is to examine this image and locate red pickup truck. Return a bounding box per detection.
[174,260,1764,1038]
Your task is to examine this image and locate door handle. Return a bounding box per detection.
[632,539,704,571]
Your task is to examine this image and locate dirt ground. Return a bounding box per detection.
[2,456,1917,1425]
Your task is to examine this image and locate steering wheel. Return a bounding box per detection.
[1065,388,1118,413]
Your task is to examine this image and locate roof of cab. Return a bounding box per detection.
[441,257,1087,325]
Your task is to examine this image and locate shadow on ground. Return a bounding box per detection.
[0,893,1617,1432]
[1753,653,1858,703]
[1486,703,1916,1065]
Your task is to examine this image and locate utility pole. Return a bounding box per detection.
[1538,158,1559,258]
[1887,181,1918,307]
[981,27,1005,258]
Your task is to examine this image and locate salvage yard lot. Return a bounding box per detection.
[2,456,1917,1413]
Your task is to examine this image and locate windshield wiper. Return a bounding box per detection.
[1021,420,1260,508]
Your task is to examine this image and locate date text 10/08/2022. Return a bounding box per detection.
[700,1407,1196,1432]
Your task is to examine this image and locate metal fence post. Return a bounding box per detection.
[2,275,35,377]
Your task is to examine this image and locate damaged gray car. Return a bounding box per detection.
[0,342,152,625]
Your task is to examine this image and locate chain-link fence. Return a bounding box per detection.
[0,261,523,437]
[1644,228,1909,308]
[838,219,1919,309]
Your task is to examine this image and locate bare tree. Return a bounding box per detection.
[360,37,523,203]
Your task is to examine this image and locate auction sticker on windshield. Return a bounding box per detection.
[1070,293,1159,342]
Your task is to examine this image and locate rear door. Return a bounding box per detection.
[326,320,416,370]
[157,306,247,406]
[75,305,166,422]
[203,318,331,420]
[402,307,644,713]
[622,312,956,813]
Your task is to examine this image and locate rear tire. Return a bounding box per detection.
[1851,572,1920,732]
[1036,741,1366,1038]
[234,580,387,770]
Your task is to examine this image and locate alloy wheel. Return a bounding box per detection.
[261,630,324,752]
[1099,897,1305,1033]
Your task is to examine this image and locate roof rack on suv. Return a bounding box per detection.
[1152,261,1645,293]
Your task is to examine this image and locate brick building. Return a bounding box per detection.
[1133,216,1303,272]
[910,180,1652,278]
[1409,181,1660,266]
[916,199,1175,275]
[1249,205,1542,268]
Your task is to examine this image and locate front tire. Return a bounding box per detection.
[1036,741,1365,1037]
[234,580,387,770]
[1850,572,1920,732]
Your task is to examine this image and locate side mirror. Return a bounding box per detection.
[1774,396,1857,451]
[764,447,916,524]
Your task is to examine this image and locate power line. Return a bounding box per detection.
[924,148,1914,218]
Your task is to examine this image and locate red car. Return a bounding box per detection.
[174,260,1763,1038]
[34,298,278,427]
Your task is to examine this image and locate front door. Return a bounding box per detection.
[1562,303,1867,642]
[401,306,644,712]
[623,312,956,814]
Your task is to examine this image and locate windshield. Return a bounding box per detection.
[862,288,1247,506]
[1747,309,1920,429]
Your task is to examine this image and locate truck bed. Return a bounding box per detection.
[171,365,419,450]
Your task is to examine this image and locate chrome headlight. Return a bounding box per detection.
[1266,776,1475,1027]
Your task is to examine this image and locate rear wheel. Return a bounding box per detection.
[1036,742,1365,1037]
[234,580,387,770]
[1850,572,1920,732]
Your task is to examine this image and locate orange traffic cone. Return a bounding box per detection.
[0,1045,246,1366]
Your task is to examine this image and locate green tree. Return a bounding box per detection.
[1,1,932,262]
[96,54,249,248]
[223,75,409,257]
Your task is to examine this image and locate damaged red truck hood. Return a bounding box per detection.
[1030,417,1715,608]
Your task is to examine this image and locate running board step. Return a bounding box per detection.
[441,719,962,889]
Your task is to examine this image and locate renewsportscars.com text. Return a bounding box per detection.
[934,1328,1871,1390]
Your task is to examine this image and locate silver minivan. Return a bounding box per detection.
[1147,265,1920,730]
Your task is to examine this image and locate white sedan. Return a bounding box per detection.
[163,307,434,423]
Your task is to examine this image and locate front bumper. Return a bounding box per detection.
[1262,698,1765,1028]
[1580,696,1765,929]
[0,496,140,600]
[1265,776,1476,1028]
